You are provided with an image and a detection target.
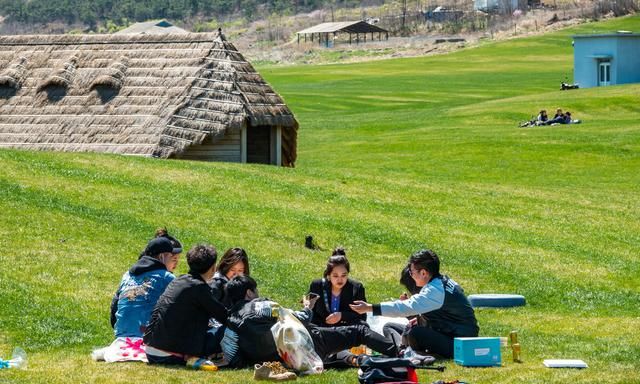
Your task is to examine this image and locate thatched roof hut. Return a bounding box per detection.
[0,31,298,166]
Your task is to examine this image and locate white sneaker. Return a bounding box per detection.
[91,347,106,361]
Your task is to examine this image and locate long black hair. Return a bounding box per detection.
[400,263,420,294]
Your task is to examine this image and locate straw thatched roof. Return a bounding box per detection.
[0,31,298,166]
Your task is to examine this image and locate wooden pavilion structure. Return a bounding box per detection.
[296,21,389,46]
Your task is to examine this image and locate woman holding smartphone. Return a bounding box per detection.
[308,248,368,367]
[308,248,367,327]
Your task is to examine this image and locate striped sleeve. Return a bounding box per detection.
[221,328,243,367]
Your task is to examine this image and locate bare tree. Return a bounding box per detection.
[402,0,408,35]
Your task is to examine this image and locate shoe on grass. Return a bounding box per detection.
[254,361,297,381]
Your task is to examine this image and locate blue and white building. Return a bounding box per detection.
[573,32,640,88]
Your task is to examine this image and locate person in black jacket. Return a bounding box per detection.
[220,275,397,368]
[308,249,368,367]
[308,248,366,327]
[210,247,250,307]
[143,244,228,365]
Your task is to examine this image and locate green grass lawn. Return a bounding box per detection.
[1,15,639,384]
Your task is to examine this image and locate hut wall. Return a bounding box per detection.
[177,129,241,162]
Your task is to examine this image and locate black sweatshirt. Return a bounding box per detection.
[308,278,367,327]
[143,273,227,357]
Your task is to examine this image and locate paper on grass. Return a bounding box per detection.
[543,359,588,368]
[367,314,408,336]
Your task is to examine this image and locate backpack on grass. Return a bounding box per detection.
[357,357,418,384]
[357,356,445,384]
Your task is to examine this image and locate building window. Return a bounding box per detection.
[598,61,610,86]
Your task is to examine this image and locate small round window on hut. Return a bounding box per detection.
[0,57,28,99]
[0,83,17,99]
[90,57,128,103]
[41,85,68,102]
[93,84,118,103]
[37,56,78,102]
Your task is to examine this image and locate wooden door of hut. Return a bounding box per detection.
[246,125,272,164]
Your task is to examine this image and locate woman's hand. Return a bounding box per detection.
[349,301,373,314]
[302,293,319,310]
[325,312,342,325]
[399,292,409,300]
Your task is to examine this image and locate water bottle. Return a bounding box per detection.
[509,331,522,363]
[186,357,218,371]
[0,348,28,369]
[272,304,283,319]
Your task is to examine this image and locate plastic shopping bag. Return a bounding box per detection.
[271,307,323,375]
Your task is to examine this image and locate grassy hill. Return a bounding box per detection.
[0,15,638,384]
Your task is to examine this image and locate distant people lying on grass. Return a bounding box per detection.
[220,275,397,368]
[519,109,549,127]
[543,111,581,125]
[143,244,227,367]
[520,109,581,127]
[350,249,479,358]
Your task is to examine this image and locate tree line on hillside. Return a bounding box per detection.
[0,0,373,29]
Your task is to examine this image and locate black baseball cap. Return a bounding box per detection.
[164,234,183,254]
[145,237,174,257]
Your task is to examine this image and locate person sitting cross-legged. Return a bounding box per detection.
[308,248,368,367]
[210,247,251,307]
[92,236,182,363]
[220,275,397,369]
[143,244,228,367]
[350,249,479,358]
[111,236,181,339]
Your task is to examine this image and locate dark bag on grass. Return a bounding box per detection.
[357,357,419,384]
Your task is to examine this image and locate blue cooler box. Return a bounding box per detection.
[454,337,501,367]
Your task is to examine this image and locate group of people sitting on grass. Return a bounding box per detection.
[97,227,479,375]
[520,108,581,127]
